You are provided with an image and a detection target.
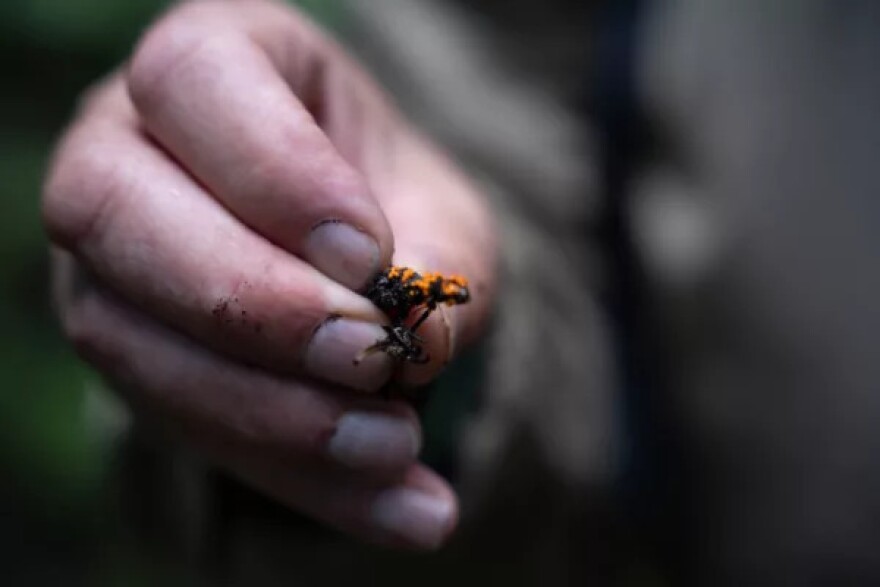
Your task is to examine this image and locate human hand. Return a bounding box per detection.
[42,0,496,550]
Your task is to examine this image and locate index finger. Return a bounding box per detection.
[378,132,499,387]
[127,0,393,290]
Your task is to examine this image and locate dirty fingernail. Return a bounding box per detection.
[305,221,380,290]
[328,412,420,469]
[371,488,455,550]
[305,318,392,391]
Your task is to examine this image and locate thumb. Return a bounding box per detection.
[373,130,499,386]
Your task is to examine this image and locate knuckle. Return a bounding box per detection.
[42,134,125,251]
[127,28,196,113]
[61,289,132,382]
[49,249,87,316]
[62,293,110,366]
[75,77,118,118]
[127,2,235,114]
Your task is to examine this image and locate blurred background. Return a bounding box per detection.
[0,1,336,584]
[5,0,880,584]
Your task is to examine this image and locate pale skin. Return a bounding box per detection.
[42,0,497,550]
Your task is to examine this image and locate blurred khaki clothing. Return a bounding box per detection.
[114,1,880,585]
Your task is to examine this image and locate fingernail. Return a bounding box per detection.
[371,488,455,550]
[305,221,380,290]
[328,412,420,469]
[305,318,392,391]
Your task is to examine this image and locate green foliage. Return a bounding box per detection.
[0,0,165,51]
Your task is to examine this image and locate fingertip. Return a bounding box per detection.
[305,317,394,391]
[368,465,459,550]
[326,409,421,470]
[395,307,456,387]
[304,220,382,291]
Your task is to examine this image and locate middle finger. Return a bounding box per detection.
[44,80,392,391]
